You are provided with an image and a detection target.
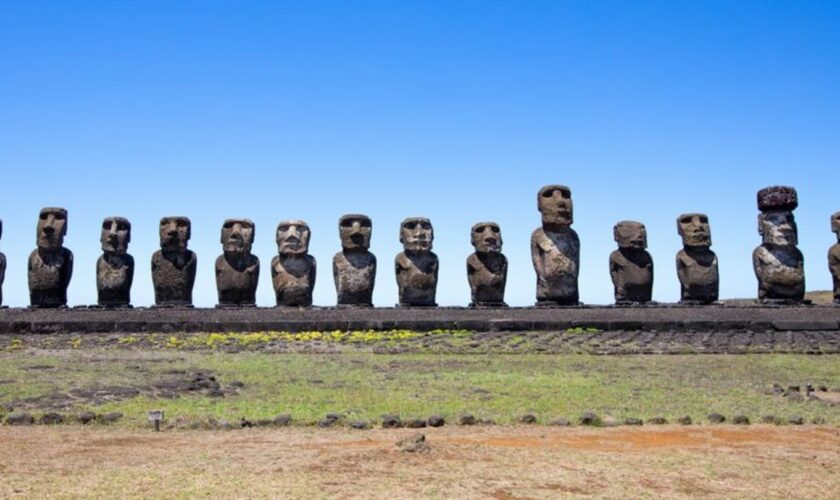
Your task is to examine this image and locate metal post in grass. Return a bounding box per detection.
[148,409,164,432]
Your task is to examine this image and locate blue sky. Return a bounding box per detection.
[1,1,838,307]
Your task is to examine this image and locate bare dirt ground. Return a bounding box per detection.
[1,425,838,499]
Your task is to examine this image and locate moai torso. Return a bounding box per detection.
[333,214,376,307]
[215,219,259,307]
[29,208,73,308]
[753,187,804,303]
[272,220,316,307]
[152,216,196,306]
[829,212,840,304]
[97,217,134,307]
[467,222,507,307]
[610,221,653,304]
[675,214,718,304]
[395,217,438,307]
[531,185,580,305]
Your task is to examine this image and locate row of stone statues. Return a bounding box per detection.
[1,185,837,308]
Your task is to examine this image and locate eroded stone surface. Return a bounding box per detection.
[753,186,805,303]
[467,222,507,307]
[333,214,376,307]
[215,219,259,307]
[531,185,580,305]
[396,217,438,307]
[272,220,316,307]
[152,216,197,306]
[97,217,134,307]
[830,212,840,304]
[28,208,73,308]
[610,221,653,304]
[676,213,718,304]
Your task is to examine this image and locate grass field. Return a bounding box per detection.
[1,349,838,427]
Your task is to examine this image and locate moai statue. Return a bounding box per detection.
[753,186,805,303]
[675,213,719,304]
[96,217,134,307]
[151,216,197,307]
[272,220,316,307]
[531,185,580,305]
[215,219,259,307]
[609,221,654,305]
[28,208,73,308]
[0,219,5,307]
[828,212,840,304]
[395,217,439,307]
[333,214,376,307]
[467,222,507,307]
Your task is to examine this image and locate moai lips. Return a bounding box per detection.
[753,186,805,303]
[272,220,316,307]
[609,221,653,304]
[467,222,507,307]
[395,217,438,307]
[152,216,197,306]
[28,208,73,308]
[97,217,134,307]
[531,185,580,305]
[675,213,719,304]
[333,214,376,307]
[215,219,259,307]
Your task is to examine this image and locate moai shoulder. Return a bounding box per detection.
[272,220,316,307]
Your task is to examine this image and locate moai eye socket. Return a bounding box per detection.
[360,219,372,228]
[40,212,49,220]
[117,222,129,231]
[699,216,709,224]
[223,221,235,229]
[102,221,112,230]
[558,188,571,199]
[420,222,431,230]
[54,212,66,220]
[474,225,486,233]
[680,216,693,224]
[403,222,416,230]
[278,224,290,232]
[490,225,500,233]
[340,219,354,228]
[541,189,555,199]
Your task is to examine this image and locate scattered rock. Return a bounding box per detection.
[478,418,495,425]
[519,414,537,424]
[325,413,342,421]
[761,415,777,424]
[732,415,750,425]
[817,385,828,392]
[647,416,668,425]
[350,420,370,430]
[579,412,602,427]
[602,416,619,427]
[788,415,804,425]
[99,412,123,424]
[458,414,477,426]
[427,415,445,427]
[6,412,35,426]
[77,411,97,424]
[273,414,292,427]
[39,412,64,425]
[677,415,692,425]
[624,417,643,426]
[318,414,340,428]
[397,433,430,453]
[239,418,253,428]
[404,418,427,429]
[549,418,571,427]
[708,413,726,424]
[811,417,826,425]
[382,414,403,429]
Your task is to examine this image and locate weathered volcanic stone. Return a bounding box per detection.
[216,219,259,307]
[28,208,73,308]
[333,214,376,307]
[395,217,438,307]
[830,212,840,304]
[609,221,653,304]
[531,185,580,305]
[0,219,5,307]
[467,222,508,307]
[97,217,134,307]
[152,216,197,306]
[753,186,805,303]
[676,213,719,304]
[272,220,316,307]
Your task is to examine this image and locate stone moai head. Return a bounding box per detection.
[159,216,191,252]
[614,221,647,249]
[677,213,711,247]
[277,220,310,255]
[832,212,840,242]
[471,222,502,254]
[221,219,255,256]
[100,217,131,255]
[538,185,573,228]
[339,214,372,251]
[400,217,433,252]
[36,207,68,251]
[757,186,798,247]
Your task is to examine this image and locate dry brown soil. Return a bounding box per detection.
[1,425,838,499]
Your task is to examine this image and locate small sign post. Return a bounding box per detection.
[147,410,164,432]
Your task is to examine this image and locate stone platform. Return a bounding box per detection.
[1,304,839,334]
